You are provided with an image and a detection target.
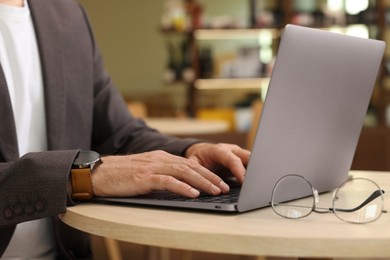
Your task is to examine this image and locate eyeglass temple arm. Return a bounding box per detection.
[331,189,385,213]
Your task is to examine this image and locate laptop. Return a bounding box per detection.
[95,24,385,213]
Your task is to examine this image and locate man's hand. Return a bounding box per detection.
[91,143,250,199]
[92,149,231,198]
[184,143,250,184]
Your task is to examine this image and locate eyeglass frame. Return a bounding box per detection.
[270,174,386,224]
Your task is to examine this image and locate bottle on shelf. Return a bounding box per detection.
[199,47,214,79]
[180,39,195,83]
[185,0,203,30]
[163,41,180,83]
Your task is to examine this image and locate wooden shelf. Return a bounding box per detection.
[194,28,280,40]
[193,25,369,41]
[194,78,270,90]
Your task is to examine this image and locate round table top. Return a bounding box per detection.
[59,171,390,258]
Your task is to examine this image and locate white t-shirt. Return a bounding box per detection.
[0,1,55,259]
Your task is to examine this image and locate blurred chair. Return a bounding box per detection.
[103,237,122,260]
[247,99,263,150]
[127,101,148,118]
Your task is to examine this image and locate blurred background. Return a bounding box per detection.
[78,0,390,170]
[77,1,390,259]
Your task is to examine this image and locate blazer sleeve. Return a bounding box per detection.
[0,150,78,227]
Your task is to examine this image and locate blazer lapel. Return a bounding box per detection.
[0,65,19,161]
[29,0,66,150]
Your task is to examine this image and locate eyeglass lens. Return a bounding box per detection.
[332,178,384,224]
[271,175,315,219]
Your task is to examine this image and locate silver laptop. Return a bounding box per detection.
[95,24,385,212]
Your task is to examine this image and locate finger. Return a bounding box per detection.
[233,147,251,165]
[144,150,232,194]
[159,159,229,195]
[148,174,201,198]
[141,151,228,195]
[213,145,250,183]
[179,159,230,194]
[231,147,251,183]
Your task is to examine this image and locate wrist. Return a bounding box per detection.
[184,142,207,158]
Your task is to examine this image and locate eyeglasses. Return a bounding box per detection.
[271,174,386,224]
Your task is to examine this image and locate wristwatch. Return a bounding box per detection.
[70,150,102,201]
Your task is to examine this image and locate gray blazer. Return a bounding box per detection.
[0,0,198,258]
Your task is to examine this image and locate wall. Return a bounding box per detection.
[77,1,170,98]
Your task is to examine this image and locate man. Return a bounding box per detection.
[0,0,250,258]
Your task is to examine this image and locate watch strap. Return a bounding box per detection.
[71,168,94,200]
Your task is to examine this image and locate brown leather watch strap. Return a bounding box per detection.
[71,168,94,200]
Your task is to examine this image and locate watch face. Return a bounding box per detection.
[72,150,101,168]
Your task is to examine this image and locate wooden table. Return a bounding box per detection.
[59,171,390,259]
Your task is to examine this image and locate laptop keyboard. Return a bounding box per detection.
[155,187,241,204]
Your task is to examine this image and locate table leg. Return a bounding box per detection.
[298,258,332,260]
[145,246,172,260]
[103,238,122,260]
